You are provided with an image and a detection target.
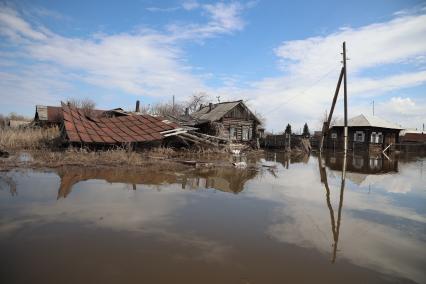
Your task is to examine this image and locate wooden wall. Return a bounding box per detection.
[325,127,400,152]
[220,104,258,142]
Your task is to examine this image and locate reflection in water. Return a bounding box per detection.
[1,152,425,284]
[325,153,398,174]
[264,151,309,169]
[0,174,17,196]
[56,166,258,199]
[318,153,346,263]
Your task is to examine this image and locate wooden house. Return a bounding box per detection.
[187,100,262,143]
[325,114,402,153]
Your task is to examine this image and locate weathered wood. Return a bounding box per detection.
[163,130,188,137]
[160,128,185,134]
[190,131,230,142]
[177,135,200,145]
[179,133,223,148]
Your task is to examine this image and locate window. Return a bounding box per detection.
[369,158,382,169]
[370,132,383,143]
[371,132,377,143]
[248,127,253,140]
[242,127,249,141]
[353,156,364,169]
[229,127,237,140]
[354,131,364,142]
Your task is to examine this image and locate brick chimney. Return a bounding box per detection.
[135,100,140,112]
[209,103,213,111]
[185,108,189,116]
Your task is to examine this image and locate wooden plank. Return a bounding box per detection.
[163,130,188,137]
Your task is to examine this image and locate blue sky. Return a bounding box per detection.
[0,0,425,131]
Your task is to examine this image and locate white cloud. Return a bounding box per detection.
[182,0,199,11]
[274,14,426,76]
[0,3,425,131]
[0,2,249,110]
[167,2,246,40]
[227,11,426,131]
[0,6,47,41]
[146,6,180,13]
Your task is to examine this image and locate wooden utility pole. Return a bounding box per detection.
[172,95,175,113]
[319,41,349,155]
[342,42,348,160]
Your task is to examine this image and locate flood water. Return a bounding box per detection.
[0,152,425,284]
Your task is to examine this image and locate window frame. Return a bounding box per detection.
[354,131,365,142]
[242,127,249,141]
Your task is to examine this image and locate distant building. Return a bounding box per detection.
[310,131,323,149]
[399,129,426,143]
[184,100,262,143]
[325,114,402,153]
[8,119,31,128]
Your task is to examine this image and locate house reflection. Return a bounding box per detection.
[324,154,398,174]
[323,153,398,187]
[56,166,258,199]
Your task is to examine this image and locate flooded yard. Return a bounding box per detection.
[0,152,425,284]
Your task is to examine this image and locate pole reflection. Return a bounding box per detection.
[318,152,346,263]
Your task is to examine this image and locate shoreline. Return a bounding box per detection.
[0,148,265,172]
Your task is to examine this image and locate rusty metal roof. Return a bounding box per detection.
[61,102,178,144]
[36,105,105,123]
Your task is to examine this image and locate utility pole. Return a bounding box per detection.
[172,95,175,113]
[372,100,375,116]
[342,42,349,186]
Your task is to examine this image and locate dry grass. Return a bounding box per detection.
[0,127,60,150]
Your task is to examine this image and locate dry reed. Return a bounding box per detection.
[0,127,60,150]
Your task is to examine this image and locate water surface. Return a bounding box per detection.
[0,152,425,284]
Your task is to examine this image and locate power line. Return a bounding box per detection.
[264,66,340,115]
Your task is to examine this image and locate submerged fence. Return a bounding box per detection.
[261,134,308,150]
[392,143,426,154]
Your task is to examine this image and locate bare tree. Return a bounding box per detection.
[0,113,31,129]
[255,111,266,127]
[141,101,185,117]
[317,112,339,131]
[186,92,209,113]
[67,98,96,116]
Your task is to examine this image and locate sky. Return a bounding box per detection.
[0,0,425,132]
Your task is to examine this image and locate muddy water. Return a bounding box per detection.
[0,152,425,284]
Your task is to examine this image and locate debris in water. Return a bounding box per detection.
[0,149,9,158]
[233,161,247,168]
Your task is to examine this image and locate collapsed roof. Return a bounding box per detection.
[61,102,179,144]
